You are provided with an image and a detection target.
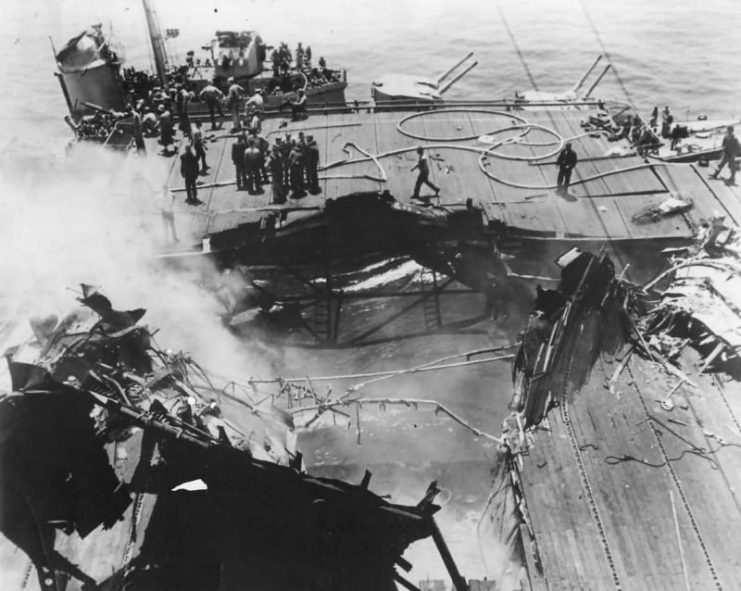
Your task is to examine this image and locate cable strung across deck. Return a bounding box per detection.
[312,106,694,194]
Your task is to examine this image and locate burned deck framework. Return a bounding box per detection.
[131,100,741,351]
[482,248,741,590]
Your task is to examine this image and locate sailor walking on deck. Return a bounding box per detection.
[180,145,202,205]
[710,126,740,185]
[556,143,578,194]
[411,146,440,201]
[199,82,225,130]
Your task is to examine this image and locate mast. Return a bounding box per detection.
[142,0,168,86]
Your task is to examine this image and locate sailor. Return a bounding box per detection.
[246,89,265,115]
[295,42,304,69]
[158,105,175,154]
[288,142,305,197]
[243,137,263,194]
[158,185,179,243]
[199,82,225,130]
[271,48,281,78]
[661,106,674,138]
[176,84,192,137]
[710,126,740,184]
[305,46,312,69]
[629,115,642,144]
[556,142,578,194]
[649,106,659,131]
[279,42,291,75]
[255,132,270,184]
[130,106,145,153]
[297,131,307,183]
[304,134,320,193]
[192,121,209,173]
[232,135,248,190]
[269,145,286,204]
[411,146,440,201]
[280,134,293,186]
[180,145,202,205]
[141,107,159,136]
[246,108,262,135]
[227,77,246,132]
[290,89,308,121]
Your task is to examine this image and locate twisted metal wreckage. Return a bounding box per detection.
[0,286,468,591]
[479,218,741,582]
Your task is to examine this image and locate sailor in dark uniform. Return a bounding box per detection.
[288,143,305,197]
[269,145,286,204]
[180,145,202,205]
[556,142,578,193]
[304,135,320,193]
[411,146,439,200]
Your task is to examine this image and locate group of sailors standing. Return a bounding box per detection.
[231,130,321,203]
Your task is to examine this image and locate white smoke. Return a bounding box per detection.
[0,141,274,387]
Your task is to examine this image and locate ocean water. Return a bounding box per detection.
[1,0,740,585]
[2,0,741,147]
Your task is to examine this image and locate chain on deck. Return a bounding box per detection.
[628,361,724,590]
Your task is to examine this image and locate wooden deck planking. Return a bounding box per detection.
[163,107,738,252]
[625,357,741,588]
[522,413,617,588]
[566,378,715,589]
[690,165,741,225]
[320,113,380,200]
[543,111,613,198]
[468,112,525,208]
[489,201,566,236]
[419,113,490,205]
[671,368,741,583]
[612,194,695,239]
[517,344,741,589]
[372,113,426,200]
[653,163,737,225]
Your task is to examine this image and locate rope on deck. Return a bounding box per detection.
[318,107,691,193]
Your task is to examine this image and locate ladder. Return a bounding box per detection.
[420,267,442,331]
[313,297,331,343]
